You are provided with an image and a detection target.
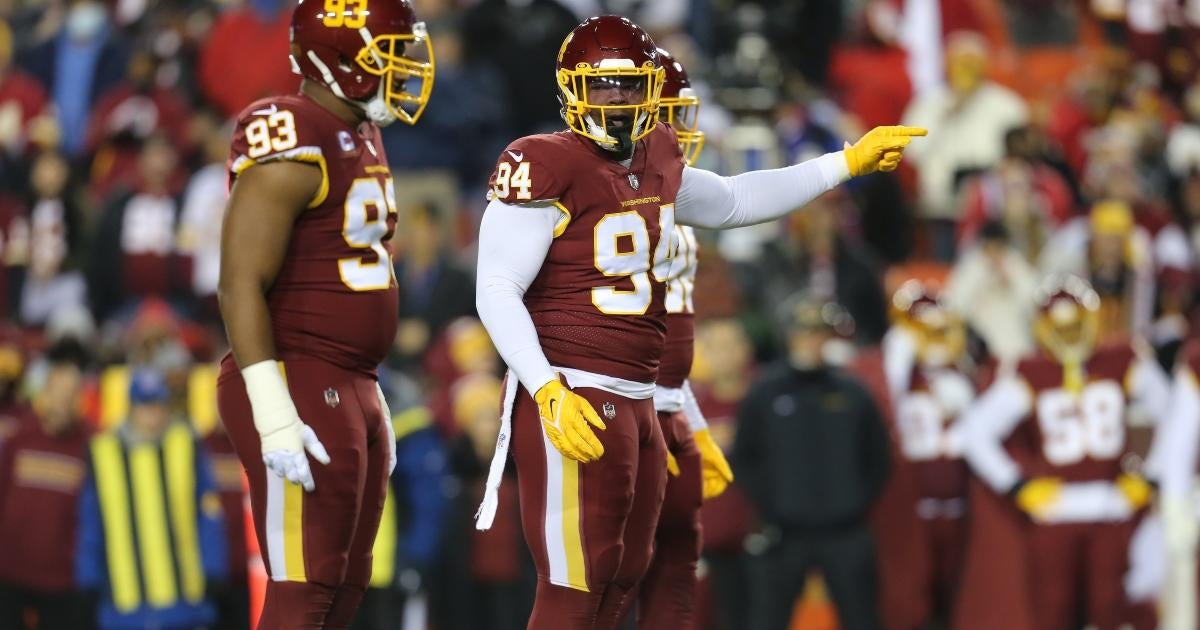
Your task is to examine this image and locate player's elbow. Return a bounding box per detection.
[216,268,264,319]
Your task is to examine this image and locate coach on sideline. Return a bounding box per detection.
[731,294,891,630]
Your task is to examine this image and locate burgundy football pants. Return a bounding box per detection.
[629,410,702,629]
[218,357,390,629]
[923,514,966,620]
[1024,520,1147,630]
[511,384,667,630]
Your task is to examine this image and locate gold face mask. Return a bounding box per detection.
[557,59,665,146]
[1035,299,1100,365]
[355,22,436,125]
[659,88,705,165]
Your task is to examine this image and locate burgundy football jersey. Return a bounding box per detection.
[487,123,686,383]
[227,94,398,376]
[894,367,969,500]
[1180,338,1200,379]
[1009,345,1139,482]
[658,225,699,389]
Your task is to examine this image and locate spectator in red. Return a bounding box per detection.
[956,127,1075,258]
[828,1,912,131]
[0,326,32,446]
[422,317,499,437]
[0,338,92,630]
[197,0,297,118]
[87,133,192,324]
[1046,49,1130,180]
[84,47,192,201]
[0,192,29,322]
[0,18,48,165]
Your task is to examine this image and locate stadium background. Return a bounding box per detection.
[1,0,1198,628]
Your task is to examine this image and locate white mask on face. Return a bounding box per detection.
[66,2,108,42]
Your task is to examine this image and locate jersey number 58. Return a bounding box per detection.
[1036,382,1125,465]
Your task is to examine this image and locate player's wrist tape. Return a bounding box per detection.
[241,360,302,451]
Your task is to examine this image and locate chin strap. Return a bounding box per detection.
[361,80,398,126]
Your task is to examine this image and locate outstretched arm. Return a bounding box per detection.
[675,126,925,229]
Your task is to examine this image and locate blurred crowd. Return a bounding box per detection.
[5,0,1200,628]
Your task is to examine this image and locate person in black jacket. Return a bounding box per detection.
[738,192,890,353]
[731,294,890,630]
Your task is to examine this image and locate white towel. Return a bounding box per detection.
[474,370,519,530]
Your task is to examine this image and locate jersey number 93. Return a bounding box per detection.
[340,177,397,292]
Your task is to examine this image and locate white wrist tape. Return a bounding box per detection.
[241,360,302,452]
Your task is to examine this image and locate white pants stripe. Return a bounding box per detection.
[264,468,287,580]
[542,428,568,587]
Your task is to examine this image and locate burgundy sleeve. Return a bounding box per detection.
[486,137,567,204]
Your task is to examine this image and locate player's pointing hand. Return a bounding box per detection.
[843,125,928,177]
[535,377,607,462]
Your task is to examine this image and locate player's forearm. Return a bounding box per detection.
[476,287,557,395]
[218,280,278,369]
[674,153,850,230]
[475,200,560,395]
[960,379,1032,493]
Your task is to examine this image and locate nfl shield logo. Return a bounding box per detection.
[337,131,355,152]
[602,402,617,420]
[324,388,340,408]
[627,173,640,190]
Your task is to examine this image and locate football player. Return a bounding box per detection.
[1157,339,1200,630]
[961,275,1170,630]
[622,48,733,629]
[215,1,434,627]
[882,281,974,622]
[472,15,924,629]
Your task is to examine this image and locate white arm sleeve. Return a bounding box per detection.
[1159,367,1200,499]
[1132,353,1172,421]
[674,153,851,229]
[475,199,561,396]
[961,377,1034,493]
[881,327,917,408]
[681,380,709,433]
[1132,354,1173,479]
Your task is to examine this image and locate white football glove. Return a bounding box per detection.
[375,382,397,475]
[242,361,330,492]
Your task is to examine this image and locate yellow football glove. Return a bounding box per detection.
[666,450,680,477]
[843,125,928,177]
[534,379,606,463]
[694,429,734,499]
[1015,477,1063,518]
[1115,473,1154,510]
